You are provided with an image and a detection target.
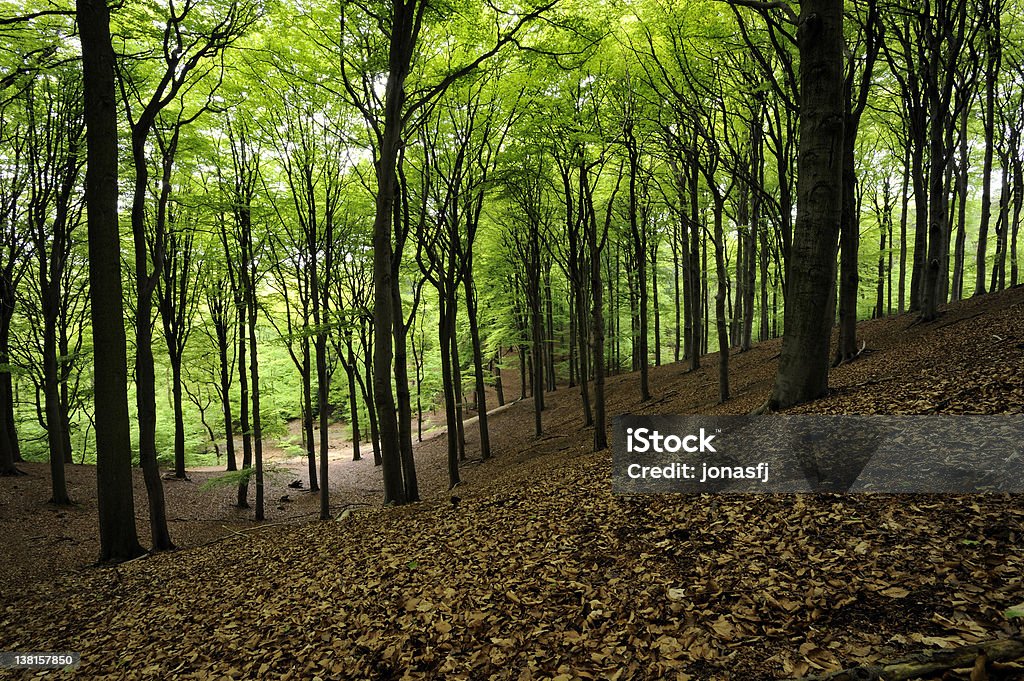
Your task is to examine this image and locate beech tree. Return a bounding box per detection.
[337,0,557,504]
[77,0,145,561]
[22,69,85,503]
[768,0,845,410]
[0,99,28,477]
[7,0,1024,538]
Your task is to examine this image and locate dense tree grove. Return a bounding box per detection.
[2,0,1023,555]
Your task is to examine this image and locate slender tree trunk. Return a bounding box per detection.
[216,325,236,472]
[391,274,418,501]
[835,123,859,363]
[358,322,382,466]
[492,356,504,406]
[712,200,729,402]
[991,153,1011,292]
[1011,158,1022,287]
[626,127,650,401]
[130,135,173,550]
[952,111,969,301]
[743,116,761,352]
[247,293,264,521]
[301,345,318,492]
[651,240,661,365]
[531,260,544,437]
[236,307,252,507]
[909,141,928,312]
[439,297,460,488]
[315,334,330,519]
[672,217,681,362]
[587,178,608,451]
[518,346,526,401]
[0,304,21,474]
[898,143,910,313]
[129,124,173,548]
[450,313,467,462]
[345,337,361,462]
[876,215,887,317]
[975,17,999,296]
[463,266,491,460]
[688,148,702,371]
[171,357,186,479]
[58,332,73,464]
[43,302,70,503]
[759,217,769,340]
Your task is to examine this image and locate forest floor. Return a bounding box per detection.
[1,287,1023,679]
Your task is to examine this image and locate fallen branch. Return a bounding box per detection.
[785,637,1024,681]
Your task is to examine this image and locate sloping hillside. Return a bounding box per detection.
[1,288,1022,680]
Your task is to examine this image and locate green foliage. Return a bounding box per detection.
[199,462,289,491]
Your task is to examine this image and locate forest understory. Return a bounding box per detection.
[1,287,1022,680]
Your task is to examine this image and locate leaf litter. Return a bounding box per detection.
[0,289,1022,679]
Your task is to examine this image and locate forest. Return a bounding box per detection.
[1,0,1023,678]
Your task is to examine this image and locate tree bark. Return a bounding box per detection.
[769,0,845,410]
[463,262,491,460]
[78,0,144,561]
[712,199,730,403]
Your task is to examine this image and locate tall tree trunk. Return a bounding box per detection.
[247,292,264,521]
[688,146,702,371]
[370,13,410,506]
[315,334,330,519]
[743,113,761,352]
[492,356,504,406]
[216,323,236,472]
[672,216,682,362]
[439,297,460,488]
[451,313,467,462]
[170,358,186,480]
[759,216,770,340]
[360,330,382,466]
[898,142,910,314]
[909,141,928,312]
[531,244,544,437]
[463,265,491,460]
[991,152,1011,292]
[769,0,845,410]
[78,0,145,561]
[587,175,608,452]
[43,300,70,504]
[651,238,661,365]
[130,132,173,550]
[835,125,859,363]
[975,5,1000,296]
[236,307,252,507]
[951,110,969,301]
[1011,157,1022,287]
[391,274,418,502]
[626,125,650,401]
[302,345,318,492]
[345,336,361,462]
[0,293,23,475]
[518,346,527,401]
[712,200,730,403]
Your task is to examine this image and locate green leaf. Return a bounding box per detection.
[1005,602,1024,620]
